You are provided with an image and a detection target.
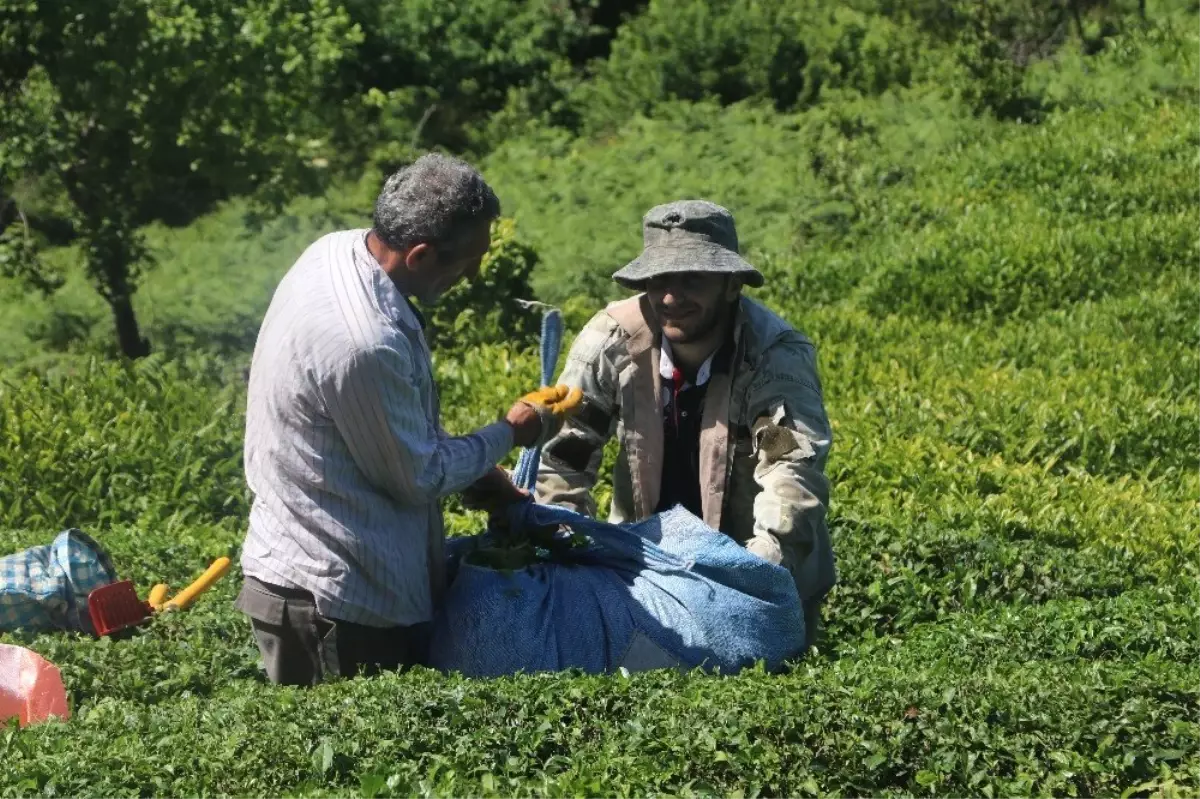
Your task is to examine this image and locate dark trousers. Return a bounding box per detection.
[235,576,431,686]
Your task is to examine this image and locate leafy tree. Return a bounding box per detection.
[569,0,925,133]
[0,0,361,357]
[339,0,595,161]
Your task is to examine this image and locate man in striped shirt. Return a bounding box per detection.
[236,154,575,685]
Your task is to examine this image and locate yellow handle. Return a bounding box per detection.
[164,557,231,611]
[148,583,170,610]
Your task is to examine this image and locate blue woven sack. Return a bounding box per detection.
[429,501,805,677]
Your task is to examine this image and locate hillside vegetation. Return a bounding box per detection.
[0,1,1197,796]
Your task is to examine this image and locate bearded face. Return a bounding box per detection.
[645,273,740,344]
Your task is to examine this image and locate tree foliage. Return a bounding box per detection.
[0,0,361,356]
[341,0,597,164]
[574,0,926,126]
[420,217,542,351]
[0,0,1171,359]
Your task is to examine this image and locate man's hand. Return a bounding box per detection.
[519,385,585,411]
[504,385,584,448]
[504,401,542,449]
[461,466,527,515]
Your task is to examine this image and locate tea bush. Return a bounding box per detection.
[0,3,1197,796]
[420,218,541,351]
[0,356,247,530]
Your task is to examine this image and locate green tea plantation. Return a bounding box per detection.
[0,4,1197,797]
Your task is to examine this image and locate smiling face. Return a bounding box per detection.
[644,272,741,344]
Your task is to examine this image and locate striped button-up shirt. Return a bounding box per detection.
[241,229,514,627]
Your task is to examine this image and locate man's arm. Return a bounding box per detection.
[744,336,836,605]
[323,344,515,506]
[460,464,528,515]
[535,313,621,517]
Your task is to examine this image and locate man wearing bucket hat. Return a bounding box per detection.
[535,200,835,650]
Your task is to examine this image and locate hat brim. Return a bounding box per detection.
[612,243,764,289]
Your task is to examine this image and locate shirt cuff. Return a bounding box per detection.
[479,420,516,464]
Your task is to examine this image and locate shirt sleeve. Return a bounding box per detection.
[744,336,836,603]
[322,343,514,506]
[535,312,621,516]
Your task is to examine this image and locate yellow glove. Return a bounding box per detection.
[519,385,584,419]
[512,385,584,449]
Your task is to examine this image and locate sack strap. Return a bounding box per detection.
[511,305,564,491]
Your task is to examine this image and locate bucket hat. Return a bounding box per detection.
[612,200,763,289]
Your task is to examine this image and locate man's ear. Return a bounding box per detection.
[403,242,435,270]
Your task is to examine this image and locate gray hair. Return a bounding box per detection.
[373,153,501,255]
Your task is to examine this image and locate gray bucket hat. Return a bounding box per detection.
[612,200,764,289]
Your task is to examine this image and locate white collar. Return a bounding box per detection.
[659,337,714,389]
[353,229,422,331]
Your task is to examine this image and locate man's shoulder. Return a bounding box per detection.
[601,295,647,326]
[269,230,410,373]
[739,298,823,396]
[566,311,621,366]
[740,297,814,353]
[301,227,368,256]
[278,228,364,296]
[565,297,643,363]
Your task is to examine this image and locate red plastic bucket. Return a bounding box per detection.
[0,644,70,727]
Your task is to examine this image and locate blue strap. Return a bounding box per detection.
[504,307,693,576]
[511,307,564,491]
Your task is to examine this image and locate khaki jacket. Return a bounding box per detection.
[536,294,835,607]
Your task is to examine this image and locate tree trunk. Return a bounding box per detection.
[1068,0,1087,42]
[0,194,15,232]
[108,291,150,358]
[62,176,152,359]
